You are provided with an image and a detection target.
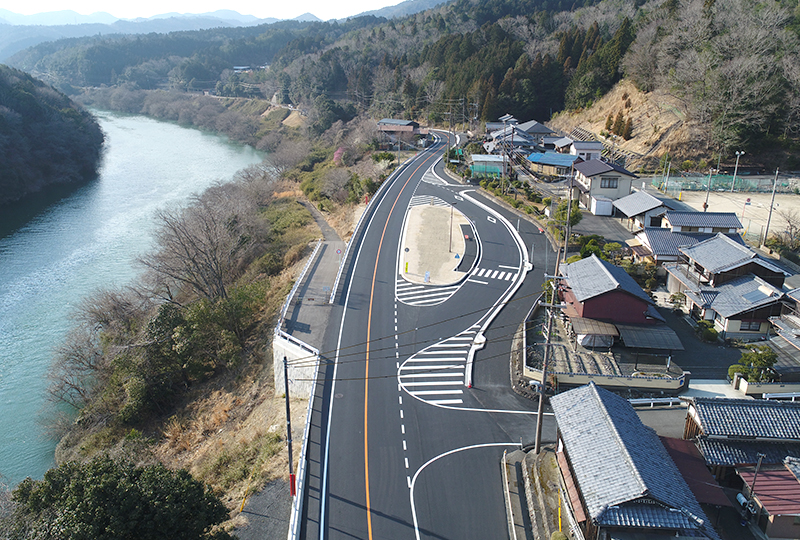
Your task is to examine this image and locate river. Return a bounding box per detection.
[0,111,263,486]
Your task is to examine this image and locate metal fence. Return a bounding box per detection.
[650,172,800,195]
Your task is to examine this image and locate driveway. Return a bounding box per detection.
[658,308,743,379]
[571,209,634,245]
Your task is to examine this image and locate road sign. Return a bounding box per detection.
[336,248,342,254]
[455,254,460,259]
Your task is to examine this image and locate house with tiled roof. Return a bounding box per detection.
[665,234,792,339]
[571,159,638,215]
[631,229,746,265]
[684,397,800,471]
[662,211,743,234]
[551,383,722,540]
[768,289,800,381]
[738,457,800,540]
[559,255,685,351]
[560,254,663,325]
[570,140,604,161]
[683,398,800,538]
[514,119,554,143]
[613,190,674,231]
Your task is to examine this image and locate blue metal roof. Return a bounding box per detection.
[526,152,580,168]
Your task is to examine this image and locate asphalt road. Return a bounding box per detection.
[301,134,556,540]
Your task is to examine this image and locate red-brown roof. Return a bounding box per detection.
[660,437,732,508]
[557,450,587,523]
[739,467,800,515]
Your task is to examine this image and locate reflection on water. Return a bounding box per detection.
[0,111,263,485]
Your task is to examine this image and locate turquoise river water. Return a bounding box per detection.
[0,111,263,486]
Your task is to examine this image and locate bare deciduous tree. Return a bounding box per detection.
[140,182,268,302]
[269,139,311,177]
[48,327,109,410]
[322,169,352,202]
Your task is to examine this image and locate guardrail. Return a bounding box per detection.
[763,392,800,401]
[328,154,417,304]
[628,397,685,408]
[279,238,322,325]
[287,349,320,540]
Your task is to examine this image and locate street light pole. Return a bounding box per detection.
[762,168,779,247]
[703,168,716,212]
[449,202,457,252]
[731,151,744,192]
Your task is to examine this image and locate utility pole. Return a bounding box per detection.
[762,168,779,248]
[283,356,296,496]
[747,453,766,517]
[535,277,564,454]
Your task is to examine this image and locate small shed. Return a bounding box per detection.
[590,195,613,216]
[469,154,505,177]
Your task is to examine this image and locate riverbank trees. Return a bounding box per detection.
[0,65,104,205]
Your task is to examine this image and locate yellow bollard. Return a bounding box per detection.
[405,262,408,273]
[558,488,562,531]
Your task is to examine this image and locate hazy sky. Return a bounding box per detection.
[8,0,400,21]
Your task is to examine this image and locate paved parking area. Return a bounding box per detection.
[656,305,743,379]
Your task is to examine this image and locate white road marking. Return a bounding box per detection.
[412,389,463,396]
[490,270,499,279]
[487,216,496,223]
[499,264,517,270]
[429,399,464,405]
[401,380,464,386]
[409,443,523,539]
[467,278,489,285]
[403,440,407,451]
[400,372,465,378]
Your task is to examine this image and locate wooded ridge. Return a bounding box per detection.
[7,0,800,166]
[0,65,104,205]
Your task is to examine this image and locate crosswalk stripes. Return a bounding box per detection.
[398,325,480,406]
[420,168,447,185]
[396,279,460,306]
[409,194,449,208]
[472,267,519,282]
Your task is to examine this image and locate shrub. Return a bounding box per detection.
[702,327,718,342]
[728,364,745,380]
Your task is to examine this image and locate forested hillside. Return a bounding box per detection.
[0,65,104,205]
[10,0,800,165]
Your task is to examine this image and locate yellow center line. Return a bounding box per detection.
[363,143,444,539]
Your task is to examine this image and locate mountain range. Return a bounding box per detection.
[0,9,321,61]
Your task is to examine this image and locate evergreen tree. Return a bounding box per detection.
[622,117,633,139]
[605,112,614,131]
[612,111,625,135]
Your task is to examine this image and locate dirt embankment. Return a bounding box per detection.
[547,80,712,170]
